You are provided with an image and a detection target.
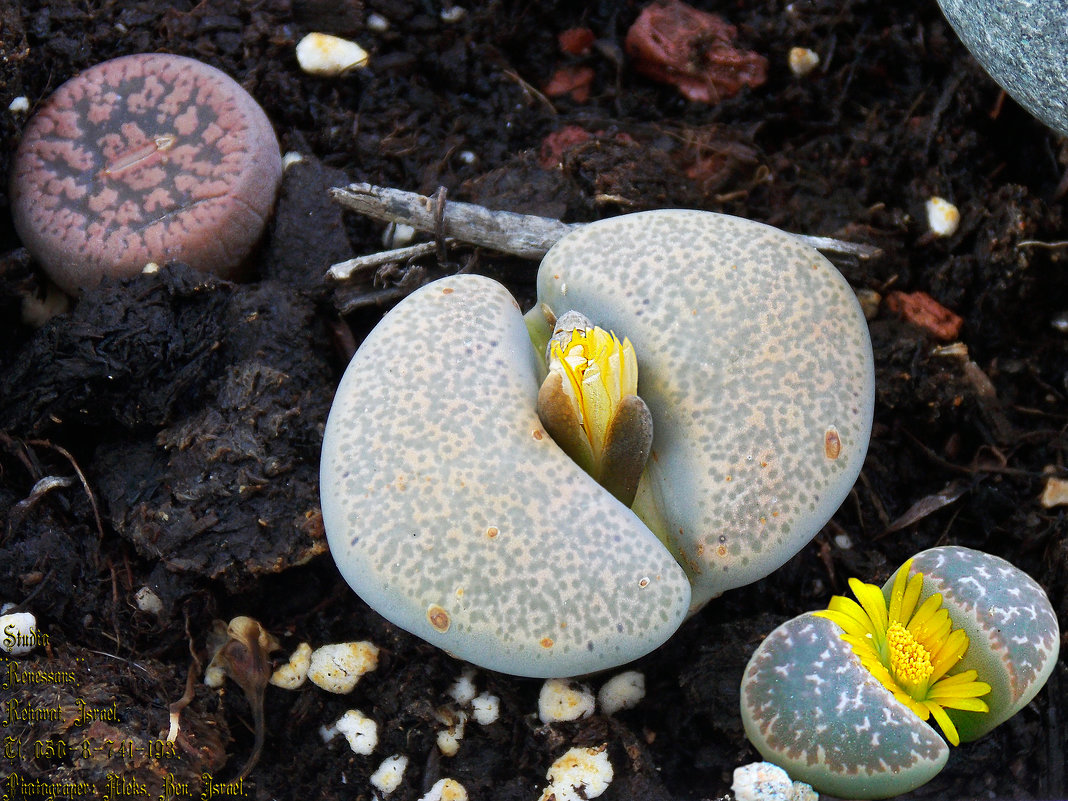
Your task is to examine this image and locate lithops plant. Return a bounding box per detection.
[320,209,875,677]
[937,0,1068,136]
[740,546,1059,798]
[885,546,1061,743]
[10,53,282,294]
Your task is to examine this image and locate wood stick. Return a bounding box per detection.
[329,240,457,282]
[328,182,882,281]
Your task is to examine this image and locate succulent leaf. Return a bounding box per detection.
[537,210,875,607]
[882,546,1060,742]
[740,613,949,799]
[320,274,691,677]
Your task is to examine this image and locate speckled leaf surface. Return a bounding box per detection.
[937,0,1068,137]
[883,546,1060,742]
[538,210,874,606]
[320,274,691,678]
[740,613,949,799]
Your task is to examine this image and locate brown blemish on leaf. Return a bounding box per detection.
[427,604,451,633]
[824,427,842,459]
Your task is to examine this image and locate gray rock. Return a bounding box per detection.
[938,0,1068,136]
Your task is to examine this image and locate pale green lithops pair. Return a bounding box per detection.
[740,546,1060,798]
[320,209,875,677]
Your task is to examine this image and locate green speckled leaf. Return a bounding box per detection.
[741,614,948,799]
[883,546,1060,741]
[320,274,691,677]
[538,211,875,606]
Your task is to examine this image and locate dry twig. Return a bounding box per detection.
[327,182,883,283]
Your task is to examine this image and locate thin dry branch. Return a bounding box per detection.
[327,182,883,282]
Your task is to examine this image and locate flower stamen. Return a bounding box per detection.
[887,622,933,692]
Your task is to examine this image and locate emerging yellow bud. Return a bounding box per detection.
[550,326,638,463]
[537,312,652,507]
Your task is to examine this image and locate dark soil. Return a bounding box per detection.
[1,1,1065,800]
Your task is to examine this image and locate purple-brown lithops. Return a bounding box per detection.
[320,210,875,677]
[10,53,282,294]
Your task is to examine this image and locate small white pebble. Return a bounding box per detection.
[334,709,378,755]
[787,47,820,77]
[597,671,645,715]
[204,662,227,688]
[417,778,468,801]
[370,754,409,795]
[308,641,379,693]
[270,642,313,689]
[926,196,960,237]
[366,12,391,32]
[141,262,160,274]
[470,692,500,725]
[447,668,478,705]
[282,151,306,170]
[382,222,416,248]
[833,532,852,550]
[1040,475,1068,508]
[435,710,467,756]
[538,678,595,724]
[440,6,466,23]
[732,762,794,801]
[8,96,29,113]
[930,341,970,360]
[538,744,614,801]
[0,611,39,656]
[296,32,369,76]
[133,586,163,615]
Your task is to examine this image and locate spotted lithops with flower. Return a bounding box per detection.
[740,546,1059,798]
[887,546,1061,743]
[320,209,875,677]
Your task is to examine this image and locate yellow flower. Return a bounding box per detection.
[549,326,638,464]
[536,320,652,507]
[815,559,991,746]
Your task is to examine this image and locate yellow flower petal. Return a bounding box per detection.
[848,577,889,637]
[814,606,872,639]
[925,701,961,746]
[933,696,990,712]
[907,593,944,633]
[898,571,925,624]
[887,558,914,622]
[928,628,969,682]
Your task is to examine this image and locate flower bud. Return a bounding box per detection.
[537,313,652,506]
